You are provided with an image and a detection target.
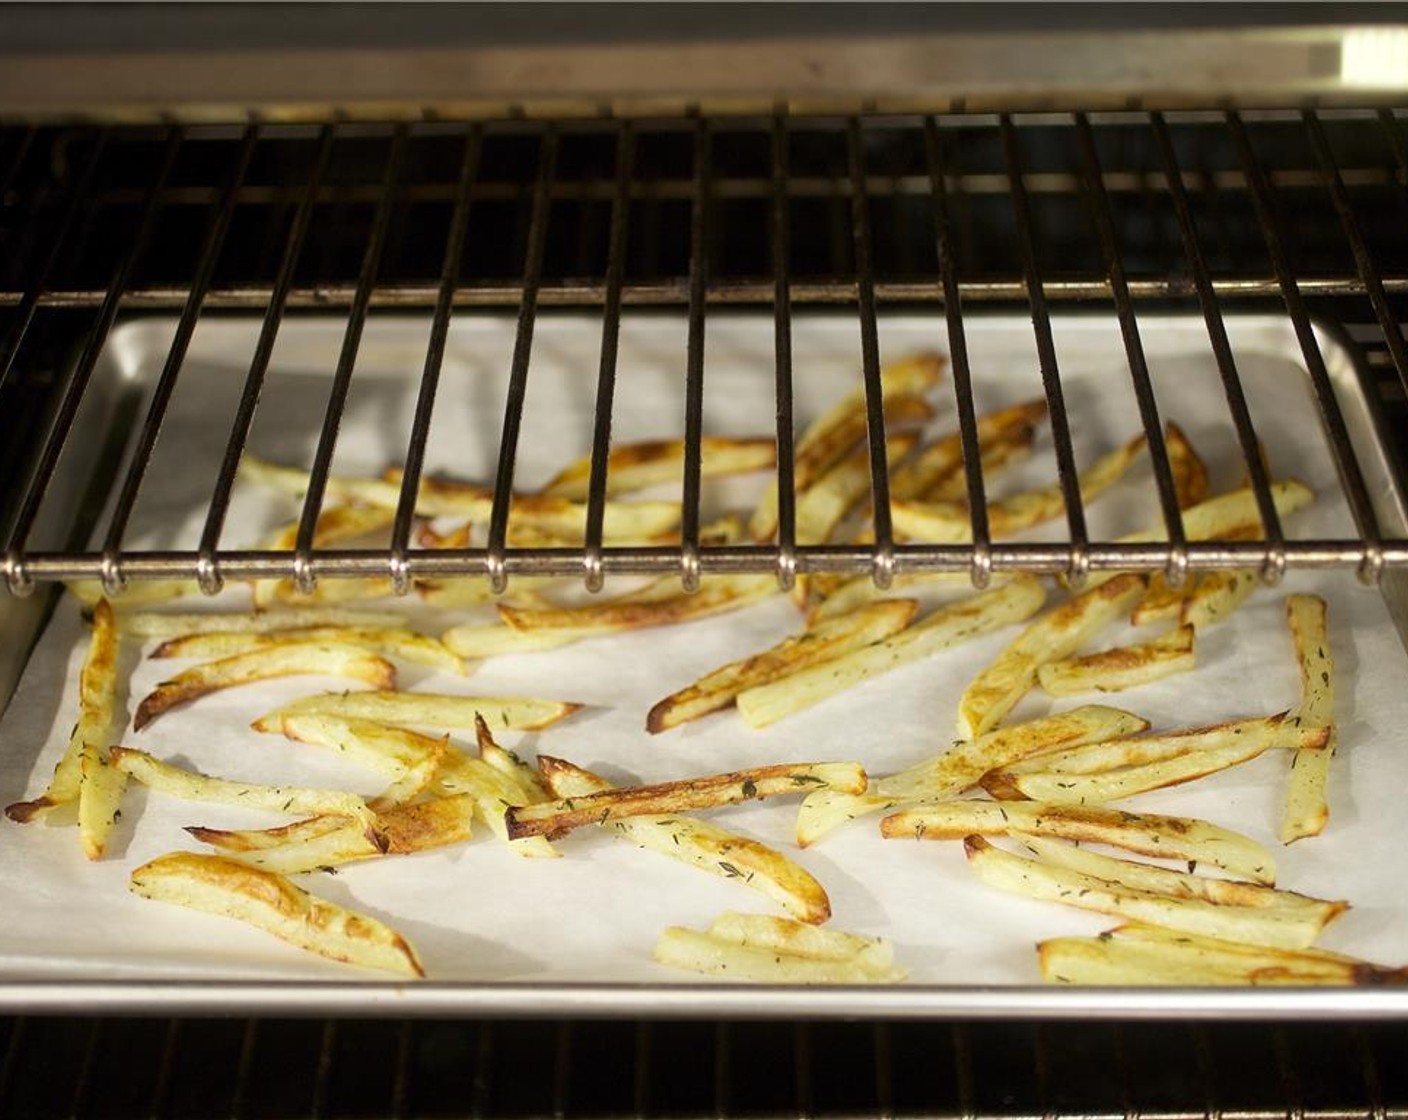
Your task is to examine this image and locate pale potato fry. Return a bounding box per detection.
[252,504,396,606]
[153,626,464,675]
[1130,574,1191,627]
[541,756,831,923]
[189,812,357,852]
[793,431,921,546]
[1113,480,1314,553]
[985,716,1328,804]
[78,747,128,861]
[130,851,423,977]
[1181,569,1259,630]
[474,715,549,804]
[647,600,918,733]
[922,432,1036,503]
[541,436,776,499]
[194,818,386,875]
[882,799,1275,881]
[707,911,893,970]
[6,599,120,825]
[118,606,409,638]
[654,926,905,984]
[262,691,580,733]
[992,713,1322,780]
[1038,924,1405,987]
[1036,625,1195,697]
[68,579,202,608]
[891,432,1146,544]
[440,622,594,660]
[958,573,1146,740]
[368,736,447,811]
[963,836,1331,949]
[259,712,447,779]
[271,578,398,605]
[789,709,1147,847]
[1014,835,1342,919]
[499,574,777,634]
[506,761,868,840]
[133,642,397,730]
[415,578,561,609]
[739,576,1048,730]
[1283,594,1335,843]
[806,570,982,624]
[889,399,1047,501]
[110,746,378,829]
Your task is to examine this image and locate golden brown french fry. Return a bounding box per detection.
[191,817,385,875]
[891,432,1146,544]
[152,626,465,675]
[110,747,378,829]
[68,580,201,608]
[261,691,580,733]
[1164,422,1210,509]
[1181,569,1259,630]
[958,574,1146,740]
[6,599,120,825]
[506,761,867,840]
[416,520,473,549]
[1039,925,1408,987]
[1014,835,1341,918]
[1130,574,1192,627]
[984,715,1328,804]
[541,756,832,923]
[963,836,1331,949]
[739,577,1047,730]
[78,747,128,861]
[133,642,397,730]
[130,851,423,977]
[541,437,776,499]
[253,504,396,606]
[472,714,551,806]
[889,398,1047,501]
[647,600,918,733]
[1283,594,1336,843]
[993,713,1323,780]
[654,925,906,984]
[368,736,447,811]
[118,606,410,638]
[881,799,1275,882]
[189,812,359,852]
[1035,625,1195,697]
[271,578,399,605]
[498,574,777,634]
[793,432,920,546]
[259,712,447,780]
[922,432,1036,503]
[1118,481,1314,552]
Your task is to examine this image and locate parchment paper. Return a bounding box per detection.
[2,312,1405,988]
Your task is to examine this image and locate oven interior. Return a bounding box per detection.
[3,9,1408,1119]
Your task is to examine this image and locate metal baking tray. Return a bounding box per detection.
[1,311,1406,1018]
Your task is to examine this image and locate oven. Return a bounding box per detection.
[2,5,1408,1118]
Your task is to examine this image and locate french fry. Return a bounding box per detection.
[1181,569,1259,630]
[1037,924,1405,987]
[152,626,465,675]
[260,712,448,778]
[440,622,594,660]
[368,736,447,811]
[499,574,777,634]
[654,925,905,984]
[68,579,201,608]
[506,761,868,841]
[271,578,398,605]
[117,606,409,638]
[647,600,919,733]
[252,504,396,607]
[415,578,561,609]
[1283,594,1336,843]
[78,747,128,861]
[706,911,893,971]
[793,431,921,546]
[796,704,1147,847]
[260,690,580,733]
[110,747,378,830]
[133,642,397,730]
[474,715,549,805]
[958,573,1146,740]
[1130,574,1192,626]
[991,713,1321,780]
[541,756,832,923]
[1036,625,1195,697]
[189,812,356,852]
[416,520,473,550]
[891,432,1147,544]
[1013,835,1341,919]
[130,852,423,977]
[963,836,1332,949]
[984,715,1328,804]
[806,570,980,624]
[881,800,1276,883]
[191,817,385,875]
[541,436,777,499]
[890,398,1047,501]
[922,432,1036,503]
[6,599,120,825]
[738,576,1048,730]
[1164,421,1211,509]
[1114,481,1314,553]
[376,794,479,855]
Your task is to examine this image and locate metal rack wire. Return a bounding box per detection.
[0,110,1405,600]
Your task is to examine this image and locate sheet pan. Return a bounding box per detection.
[1,311,1406,1017]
